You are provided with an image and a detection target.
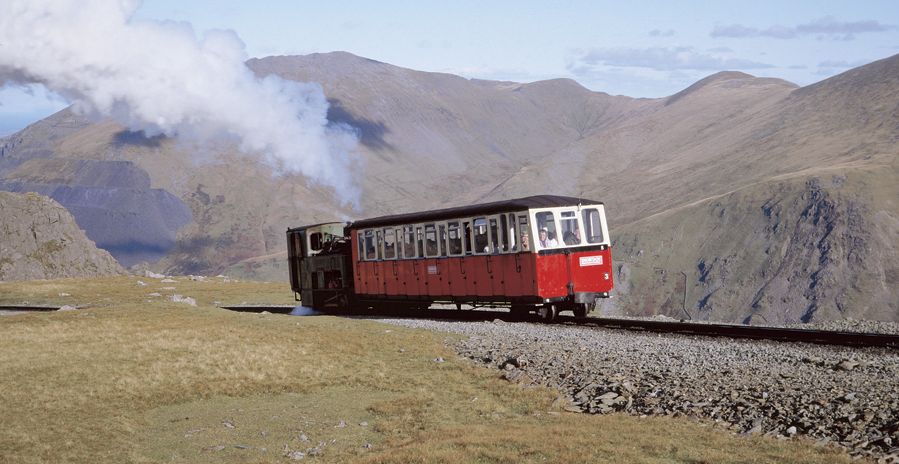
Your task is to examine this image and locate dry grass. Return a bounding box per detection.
[0,275,297,308]
[0,277,853,463]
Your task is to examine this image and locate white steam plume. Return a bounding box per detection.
[0,0,360,204]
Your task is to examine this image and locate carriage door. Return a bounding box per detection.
[560,210,580,296]
[499,213,524,296]
[487,216,505,296]
[383,227,400,295]
[374,229,385,295]
[401,226,416,296]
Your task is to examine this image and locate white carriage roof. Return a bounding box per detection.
[349,195,603,230]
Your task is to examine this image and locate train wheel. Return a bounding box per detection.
[537,304,557,323]
[573,303,588,320]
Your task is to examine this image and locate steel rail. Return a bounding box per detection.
[221,305,898,349]
[218,305,296,314]
[575,317,899,349]
[0,305,62,312]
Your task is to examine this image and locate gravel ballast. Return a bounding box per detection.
[371,316,899,462]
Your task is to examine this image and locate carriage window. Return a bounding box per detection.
[375,229,384,259]
[309,232,323,252]
[364,230,376,260]
[518,215,530,251]
[560,210,582,246]
[403,225,415,258]
[438,223,447,257]
[447,221,462,256]
[535,211,559,249]
[463,221,472,255]
[416,226,424,258]
[384,228,396,259]
[472,217,489,254]
[582,208,605,244]
[424,224,439,257]
[489,217,501,253]
[500,215,511,252]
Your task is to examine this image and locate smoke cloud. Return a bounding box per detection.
[0,0,360,204]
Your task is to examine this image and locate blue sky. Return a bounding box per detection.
[2,0,897,136]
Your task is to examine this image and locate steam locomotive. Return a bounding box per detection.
[287,195,613,322]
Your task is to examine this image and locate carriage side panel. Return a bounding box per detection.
[535,253,571,299]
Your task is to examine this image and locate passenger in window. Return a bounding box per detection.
[538,228,558,248]
[449,239,462,255]
[563,225,582,245]
[520,230,530,251]
[475,234,488,253]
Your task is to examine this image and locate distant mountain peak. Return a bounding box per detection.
[520,77,590,90]
[666,70,797,106]
[704,70,756,81]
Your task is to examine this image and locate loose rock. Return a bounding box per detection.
[371,315,899,461]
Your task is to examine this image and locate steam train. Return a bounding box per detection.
[286,195,613,322]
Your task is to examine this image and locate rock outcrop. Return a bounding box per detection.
[0,157,191,267]
[0,191,124,280]
[605,165,899,324]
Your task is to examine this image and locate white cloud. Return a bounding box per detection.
[711,16,895,41]
[571,46,774,72]
[649,29,675,37]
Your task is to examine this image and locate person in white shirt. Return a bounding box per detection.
[538,228,558,248]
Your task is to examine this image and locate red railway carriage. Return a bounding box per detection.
[287,195,613,321]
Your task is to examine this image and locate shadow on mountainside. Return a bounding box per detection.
[327,98,392,151]
[113,130,166,148]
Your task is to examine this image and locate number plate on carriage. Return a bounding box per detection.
[579,255,603,267]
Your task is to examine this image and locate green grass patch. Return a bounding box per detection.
[0,277,852,463]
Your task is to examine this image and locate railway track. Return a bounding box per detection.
[218,305,899,349]
[6,304,893,348]
[574,317,899,349]
[0,305,64,312]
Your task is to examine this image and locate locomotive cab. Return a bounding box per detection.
[286,222,354,309]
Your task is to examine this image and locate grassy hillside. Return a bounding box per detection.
[0,277,851,463]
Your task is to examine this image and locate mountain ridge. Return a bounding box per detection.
[1,51,896,323]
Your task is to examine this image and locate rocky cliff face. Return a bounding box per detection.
[0,154,191,267]
[0,191,124,280]
[604,164,899,324]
